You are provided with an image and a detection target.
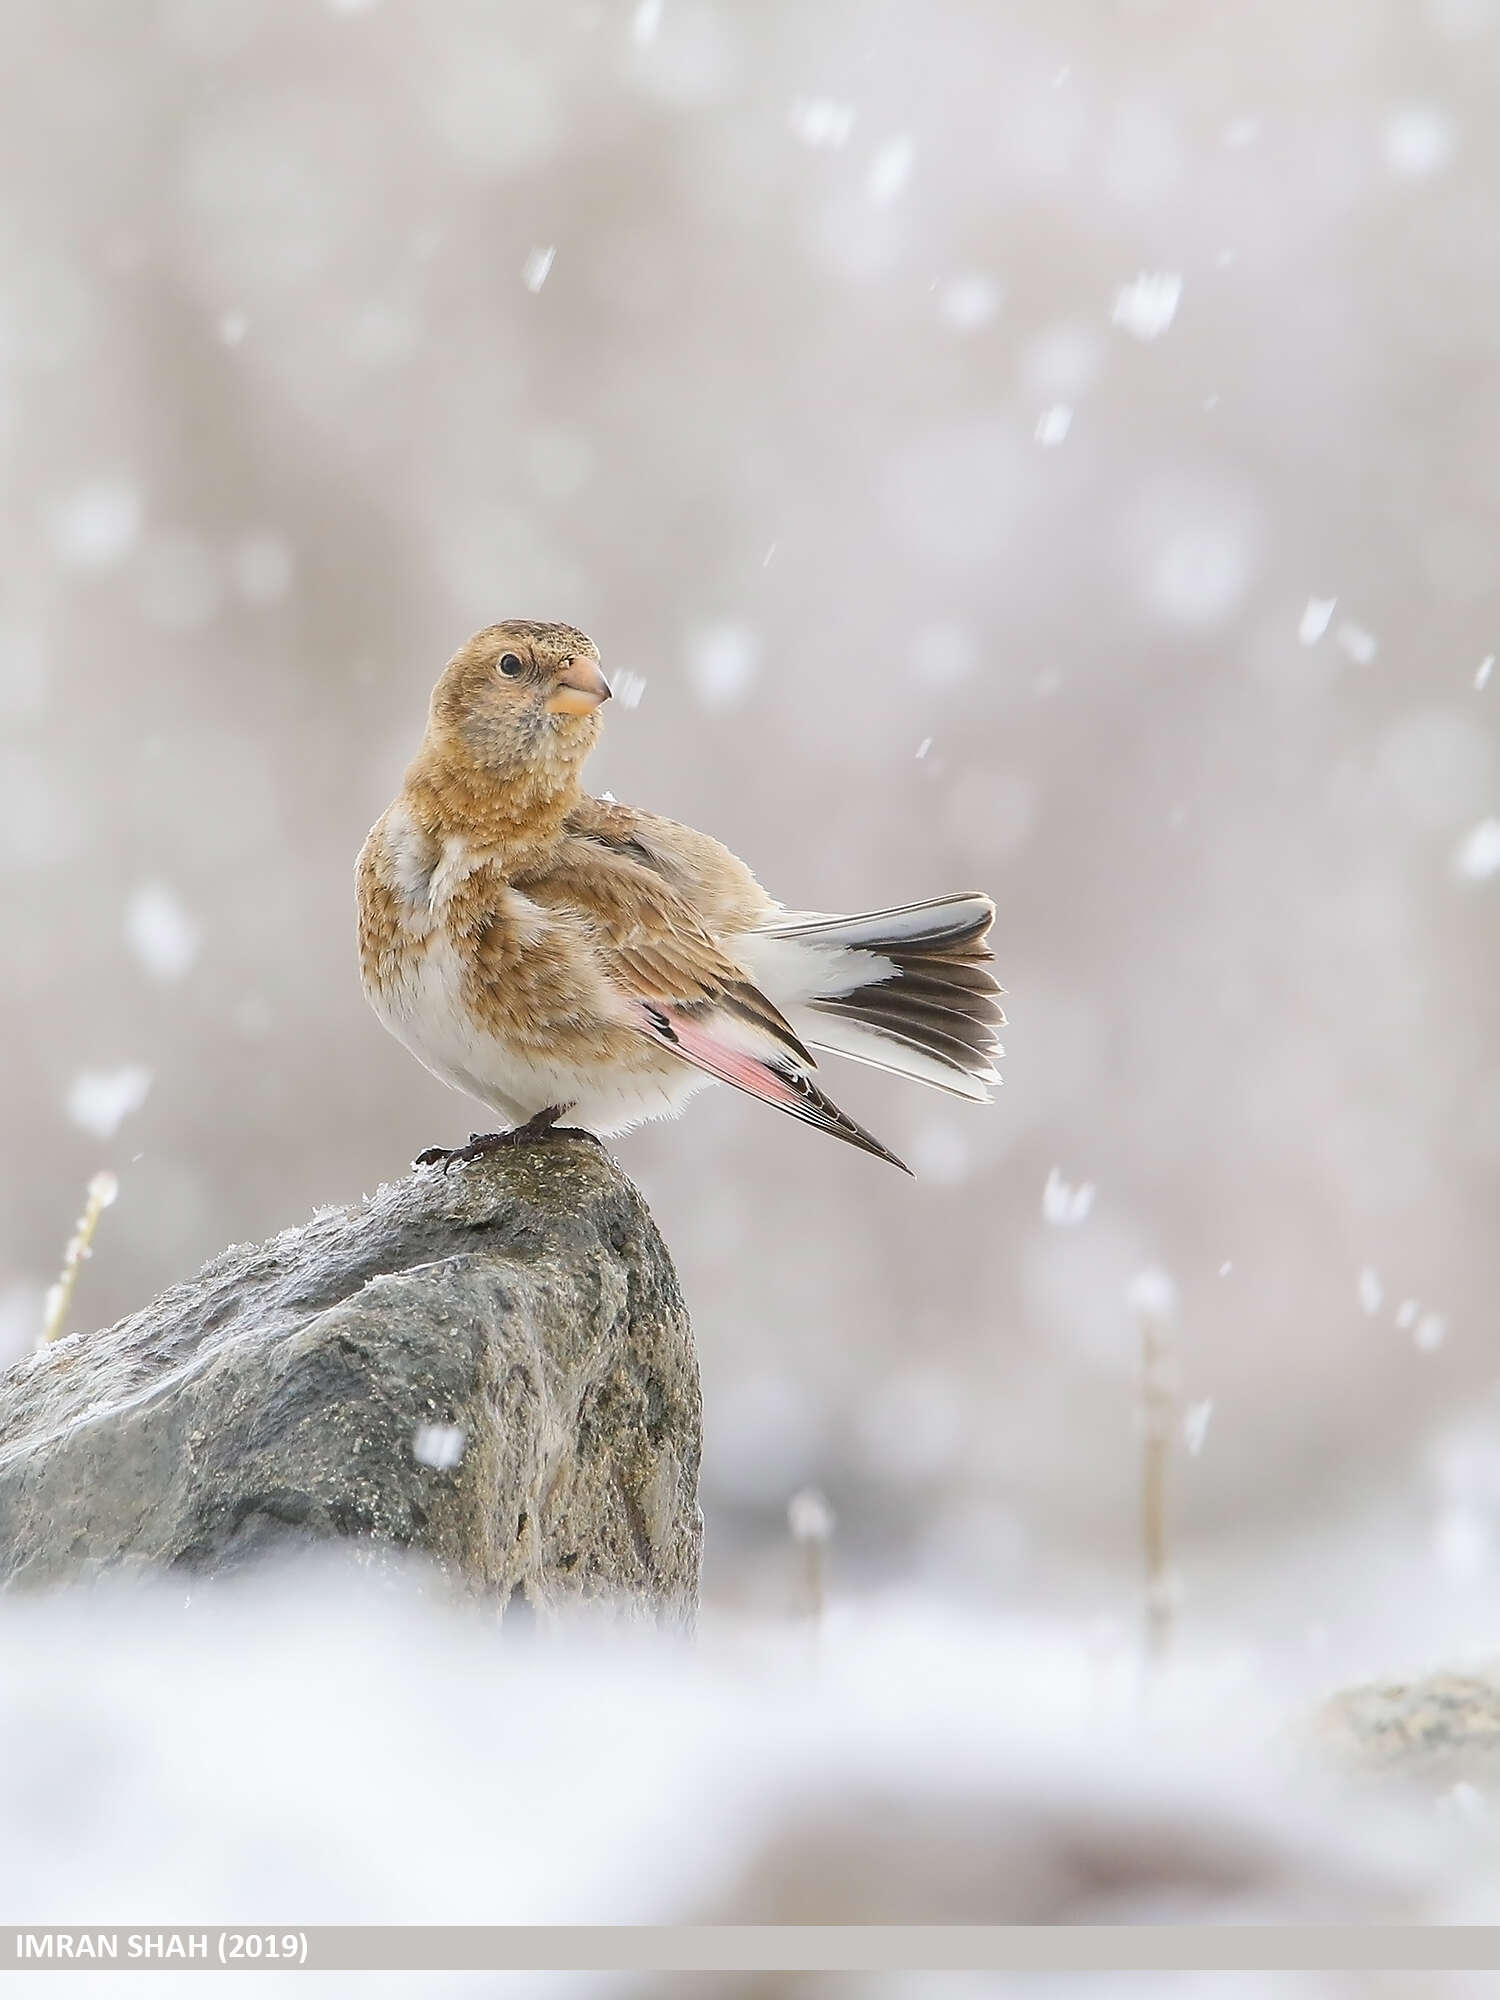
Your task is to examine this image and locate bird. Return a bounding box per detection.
[357,620,1004,1175]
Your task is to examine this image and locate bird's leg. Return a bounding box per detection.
[415,1105,599,1170]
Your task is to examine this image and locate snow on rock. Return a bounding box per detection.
[0,1140,700,1615]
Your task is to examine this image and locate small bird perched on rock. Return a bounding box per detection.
[357,621,1003,1173]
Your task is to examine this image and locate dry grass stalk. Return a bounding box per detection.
[1129,1268,1181,1665]
[787,1485,834,1631]
[40,1171,119,1346]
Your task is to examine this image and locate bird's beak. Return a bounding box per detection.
[546,659,612,717]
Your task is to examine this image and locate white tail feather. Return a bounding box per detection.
[787,1007,998,1101]
[762,894,996,951]
[733,893,1003,1104]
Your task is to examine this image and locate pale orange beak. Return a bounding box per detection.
[545,658,611,717]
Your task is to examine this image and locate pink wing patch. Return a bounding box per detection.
[631,1000,911,1171]
[636,1002,810,1111]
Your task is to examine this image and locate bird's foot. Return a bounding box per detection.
[415,1106,598,1170]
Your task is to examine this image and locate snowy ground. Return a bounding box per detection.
[0,1555,1495,1995]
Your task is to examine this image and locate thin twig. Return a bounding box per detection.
[40,1171,119,1346]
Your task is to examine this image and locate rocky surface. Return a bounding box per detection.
[0,1137,701,1618]
[1318,1667,1500,1789]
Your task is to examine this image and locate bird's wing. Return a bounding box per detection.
[564,794,779,935]
[515,836,910,1170]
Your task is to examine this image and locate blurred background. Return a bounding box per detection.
[2,0,1498,1664]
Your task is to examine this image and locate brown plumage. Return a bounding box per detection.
[357,620,1004,1172]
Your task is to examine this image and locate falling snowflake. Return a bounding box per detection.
[787,1487,834,1542]
[611,670,648,710]
[1415,1312,1448,1354]
[1298,598,1336,645]
[938,275,1003,331]
[412,1423,467,1470]
[1384,105,1456,179]
[1035,405,1072,447]
[48,480,143,570]
[909,1120,970,1183]
[1357,1267,1384,1315]
[912,626,975,685]
[867,134,914,205]
[1434,1505,1488,1579]
[1183,1399,1213,1456]
[1043,1167,1094,1226]
[1110,273,1182,341]
[522,247,556,294]
[66,1066,151,1139]
[1453,818,1500,881]
[686,623,759,708]
[1127,1266,1178,1319]
[124,882,200,983]
[789,99,854,148]
[1476,655,1494,691]
[1335,620,1377,665]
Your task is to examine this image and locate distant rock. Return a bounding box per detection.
[0,1137,700,1620]
[1318,1668,1500,1787]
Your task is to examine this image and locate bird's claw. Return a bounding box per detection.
[414,1107,601,1171]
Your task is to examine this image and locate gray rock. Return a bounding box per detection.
[0,1137,701,1619]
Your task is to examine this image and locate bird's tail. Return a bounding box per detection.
[742,894,1004,1102]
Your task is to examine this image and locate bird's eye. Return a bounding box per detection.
[498,652,523,677]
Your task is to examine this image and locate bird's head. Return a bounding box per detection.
[426,620,611,784]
